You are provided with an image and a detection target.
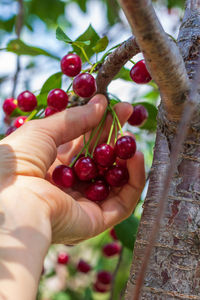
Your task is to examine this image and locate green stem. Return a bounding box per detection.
[91,112,107,156]
[26,109,38,121]
[109,105,124,136]
[107,114,115,145]
[66,82,72,93]
[89,62,98,74]
[114,120,118,143]
[79,47,92,65]
[130,59,136,65]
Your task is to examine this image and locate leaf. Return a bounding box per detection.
[37,72,62,106]
[10,108,30,117]
[6,39,60,60]
[92,36,109,53]
[72,25,100,62]
[115,214,139,251]
[132,102,157,131]
[53,292,70,300]
[56,26,72,43]
[114,67,132,81]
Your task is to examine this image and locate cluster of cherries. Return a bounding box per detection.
[55,228,121,293]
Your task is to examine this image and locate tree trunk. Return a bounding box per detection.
[126,6,200,300]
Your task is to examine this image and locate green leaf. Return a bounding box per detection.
[37,72,62,106]
[115,214,139,251]
[6,39,60,60]
[11,108,30,117]
[72,25,100,62]
[92,36,109,53]
[56,26,72,43]
[53,292,70,300]
[73,40,90,47]
[132,102,157,131]
[114,67,132,81]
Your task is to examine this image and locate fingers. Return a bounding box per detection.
[35,94,108,147]
[100,151,145,229]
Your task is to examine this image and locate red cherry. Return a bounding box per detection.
[77,260,91,273]
[105,165,129,187]
[97,271,112,284]
[97,165,108,177]
[45,107,59,117]
[94,144,116,167]
[128,105,148,126]
[74,156,98,181]
[115,136,136,160]
[73,73,97,98]
[52,165,75,188]
[93,282,109,293]
[109,228,118,241]
[3,98,17,115]
[14,116,27,128]
[85,180,110,202]
[17,91,37,112]
[47,89,68,111]
[5,126,16,136]
[61,53,82,77]
[57,252,69,265]
[103,242,121,257]
[130,60,152,84]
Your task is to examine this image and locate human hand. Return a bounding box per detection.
[0,94,145,245]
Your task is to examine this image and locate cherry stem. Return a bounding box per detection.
[91,110,107,155]
[114,120,118,143]
[130,59,136,65]
[79,47,92,66]
[107,113,115,145]
[26,109,38,121]
[89,62,98,74]
[109,105,124,136]
[66,82,72,93]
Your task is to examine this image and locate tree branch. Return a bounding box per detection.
[186,0,200,10]
[131,51,200,300]
[96,36,140,94]
[118,0,190,121]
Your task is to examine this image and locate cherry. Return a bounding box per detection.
[94,144,116,167]
[74,156,98,181]
[85,179,110,202]
[130,60,152,84]
[14,116,27,128]
[128,105,148,126]
[5,126,16,136]
[3,98,17,115]
[103,242,121,257]
[57,252,69,265]
[97,271,112,285]
[73,73,97,98]
[61,53,82,77]
[93,282,109,293]
[109,228,118,241]
[105,165,129,187]
[77,260,91,273]
[97,165,108,177]
[45,106,59,117]
[52,165,75,188]
[17,91,37,112]
[115,136,136,160]
[47,89,68,111]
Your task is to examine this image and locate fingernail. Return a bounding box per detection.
[88,95,101,105]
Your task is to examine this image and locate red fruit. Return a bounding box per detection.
[97,165,108,177]
[103,242,121,257]
[61,53,82,77]
[115,136,136,160]
[130,60,152,84]
[73,73,96,98]
[94,144,116,167]
[109,228,118,241]
[97,270,112,284]
[3,98,17,115]
[105,165,129,187]
[47,89,68,111]
[93,282,109,293]
[45,106,59,117]
[5,126,16,136]
[17,91,37,112]
[14,116,27,128]
[77,260,91,273]
[52,165,75,188]
[85,180,110,202]
[128,105,148,126]
[57,252,69,265]
[74,156,97,181]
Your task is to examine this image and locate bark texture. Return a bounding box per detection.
[125,3,200,300]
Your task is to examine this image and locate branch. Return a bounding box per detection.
[96,36,140,94]
[119,0,190,121]
[132,52,200,300]
[186,0,200,10]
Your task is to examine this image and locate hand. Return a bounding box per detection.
[0,94,145,245]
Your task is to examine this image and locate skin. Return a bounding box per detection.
[0,95,145,300]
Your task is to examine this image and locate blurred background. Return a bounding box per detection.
[0,1,185,299]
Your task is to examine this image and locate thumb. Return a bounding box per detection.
[36,94,107,146]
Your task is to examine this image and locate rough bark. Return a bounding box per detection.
[125,2,200,299]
